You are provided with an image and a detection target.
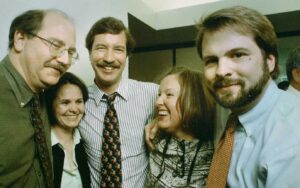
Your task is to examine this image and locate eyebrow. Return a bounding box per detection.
[48,37,77,51]
[164,88,180,93]
[203,47,250,58]
[114,45,126,49]
[225,47,250,55]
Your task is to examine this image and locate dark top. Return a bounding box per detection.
[0,55,51,187]
[52,139,91,188]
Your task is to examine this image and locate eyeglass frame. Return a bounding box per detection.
[27,32,79,65]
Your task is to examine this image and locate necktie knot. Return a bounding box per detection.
[31,94,40,108]
[103,92,117,105]
[226,113,239,134]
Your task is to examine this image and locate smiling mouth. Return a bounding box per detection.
[214,79,240,89]
[158,110,169,116]
[220,83,238,88]
[65,116,80,121]
[217,83,239,89]
[97,64,119,72]
[103,66,114,71]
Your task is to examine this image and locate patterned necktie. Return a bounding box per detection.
[100,93,122,188]
[206,113,238,188]
[30,94,53,188]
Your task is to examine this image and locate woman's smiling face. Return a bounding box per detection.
[156,74,182,134]
[53,83,85,129]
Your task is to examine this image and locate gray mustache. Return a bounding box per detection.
[45,63,68,74]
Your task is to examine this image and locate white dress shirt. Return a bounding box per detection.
[79,78,158,188]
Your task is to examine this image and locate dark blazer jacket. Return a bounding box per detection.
[52,140,91,188]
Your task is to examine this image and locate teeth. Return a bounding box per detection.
[104,67,113,70]
[158,111,168,116]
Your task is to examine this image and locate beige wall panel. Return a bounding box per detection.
[176,47,203,72]
[129,50,173,83]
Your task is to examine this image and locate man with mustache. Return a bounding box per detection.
[79,17,158,188]
[196,6,300,188]
[0,9,77,187]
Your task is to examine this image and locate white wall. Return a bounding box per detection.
[0,0,128,85]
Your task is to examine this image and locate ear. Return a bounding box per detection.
[292,69,300,83]
[13,30,26,52]
[266,54,276,73]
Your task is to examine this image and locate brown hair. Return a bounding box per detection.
[45,72,88,125]
[196,6,279,79]
[8,9,72,49]
[159,66,215,141]
[85,17,136,55]
[153,66,215,186]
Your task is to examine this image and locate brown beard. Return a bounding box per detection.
[210,60,270,109]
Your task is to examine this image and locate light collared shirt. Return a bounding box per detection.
[79,78,158,188]
[227,81,300,187]
[287,85,300,98]
[51,129,83,188]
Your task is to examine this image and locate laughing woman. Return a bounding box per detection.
[145,67,215,188]
[45,72,91,188]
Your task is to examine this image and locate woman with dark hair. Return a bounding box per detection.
[45,72,90,188]
[145,67,215,187]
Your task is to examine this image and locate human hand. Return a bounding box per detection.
[145,119,158,151]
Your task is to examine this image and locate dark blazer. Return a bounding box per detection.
[52,140,91,188]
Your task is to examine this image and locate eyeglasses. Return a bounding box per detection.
[27,32,79,65]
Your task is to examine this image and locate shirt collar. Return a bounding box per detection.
[238,81,281,136]
[51,129,59,146]
[287,85,300,97]
[90,77,129,106]
[51,128,81,147]
[1,55,34,108]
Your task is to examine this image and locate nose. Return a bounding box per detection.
[56,50,70,65]
[216,57,233,77]
[69,102,79,113]
[103,49,115,63]
[155,95,164,107]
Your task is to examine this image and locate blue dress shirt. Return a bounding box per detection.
[227,81,300,187]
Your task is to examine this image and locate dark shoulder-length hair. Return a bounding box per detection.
[45,72,88,125]
[157,66,216,142]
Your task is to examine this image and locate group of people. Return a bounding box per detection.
[0,5,300,188]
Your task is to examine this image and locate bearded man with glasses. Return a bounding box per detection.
[0,9,77,188]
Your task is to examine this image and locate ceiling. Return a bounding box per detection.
[128,0,300,30]
[128,0,300,51]
[141,0,223,11]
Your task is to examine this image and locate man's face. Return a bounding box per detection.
[20,12,76,92]
[89,32,127,93]
[202,29,274,112]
